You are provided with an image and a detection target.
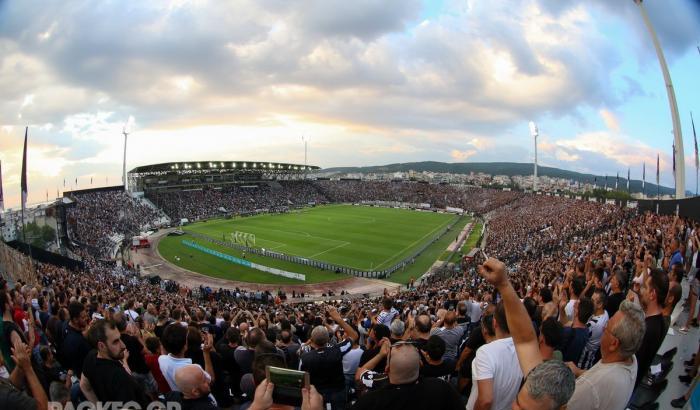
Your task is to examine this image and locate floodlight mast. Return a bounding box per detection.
[529,121,539,192]
[122,126,129,191]
[633,0,685,198]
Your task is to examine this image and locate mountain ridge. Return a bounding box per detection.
[320,161,681,196]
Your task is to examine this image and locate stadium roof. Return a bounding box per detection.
[128,161,319,176]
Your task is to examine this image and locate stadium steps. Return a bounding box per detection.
[139,197,172,226]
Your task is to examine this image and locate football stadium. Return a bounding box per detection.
[123,161,478,290]
[1,2,700,410]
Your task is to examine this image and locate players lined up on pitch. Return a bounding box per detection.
[2,187,699,409]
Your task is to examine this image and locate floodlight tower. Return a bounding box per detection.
[529,121,539,192]
[122,125,129,191]
[633,0,685,198]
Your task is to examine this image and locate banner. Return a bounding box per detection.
[181,240,305,281]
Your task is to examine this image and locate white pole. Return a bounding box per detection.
[633,0,685,198]
[122,129,128,191]
[529,121,539,192]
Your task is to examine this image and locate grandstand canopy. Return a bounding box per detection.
[128,161,320,193]
[129,161,318,175]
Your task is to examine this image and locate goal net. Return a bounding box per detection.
[231,231,256,247]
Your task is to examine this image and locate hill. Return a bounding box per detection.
[321,161,678,196]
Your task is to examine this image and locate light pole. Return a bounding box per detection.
[122,126,129,191]
[529,121,539,192]
[633,0,685,198]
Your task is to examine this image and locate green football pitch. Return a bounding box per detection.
[158,205,467,285]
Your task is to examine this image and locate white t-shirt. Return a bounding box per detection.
[567,356,638,410]
[468,301,483,324]
[158,354,193,391]
[565,299,577,322]
[342,346,364,375]
[466,337,523,410]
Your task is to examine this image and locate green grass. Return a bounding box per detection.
[386,215,470,284]
[159,234,347,284]
[158,205,462,285]
[447,222,483,264]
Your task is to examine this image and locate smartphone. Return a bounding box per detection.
[265,366,309,407]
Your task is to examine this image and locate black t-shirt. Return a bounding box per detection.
[216,342,241,394]
[82,350,150,408]
[420,360,455,380]
[359,346,386,373]
[165,391,218,410]
[606,293,625,318]
[121,333,150,374]
[635,314,666,387]
[300,338,353,390]
[187,348,231,407]
[60,325,92,377]
[351,377,462,410]
[459,324,486,378]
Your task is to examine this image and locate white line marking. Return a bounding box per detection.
[372,216,459,270]
[308,241,351,259]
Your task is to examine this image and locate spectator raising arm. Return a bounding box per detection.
[10,340,48,410]
[479,258,543,377]
[326,306,358,343]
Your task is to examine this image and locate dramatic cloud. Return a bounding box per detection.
[0,0,698,206]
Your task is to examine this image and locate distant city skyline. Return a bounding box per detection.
[1,0,699,208]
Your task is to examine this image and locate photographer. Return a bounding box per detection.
[299,306,358,410]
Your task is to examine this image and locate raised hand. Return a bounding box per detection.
[478,258,508,288]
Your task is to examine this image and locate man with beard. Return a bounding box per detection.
[79,319,151,407]
[633,268,668,387]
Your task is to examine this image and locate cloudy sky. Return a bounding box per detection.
[1,0,700,208]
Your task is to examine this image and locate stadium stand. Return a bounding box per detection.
[0,180,698,410]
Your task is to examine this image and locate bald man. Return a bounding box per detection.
[172,364,217,410]
[352,342,462,410]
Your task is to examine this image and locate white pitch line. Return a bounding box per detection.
[372,216,459,270]
[308,241,350,259]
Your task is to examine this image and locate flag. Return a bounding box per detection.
[692,112,698,169]
[656,154,660,186]
[672,143,676,177]
[642,162,646,191]
[627,168,630,191]
[0,161,4,211]
[21,127,28,211]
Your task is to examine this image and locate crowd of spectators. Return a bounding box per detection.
[149,181,328,221]
[66,191,164,257]
[314,181,521,214]
[1,183,699,410]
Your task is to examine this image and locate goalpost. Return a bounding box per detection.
[231,231,256,247]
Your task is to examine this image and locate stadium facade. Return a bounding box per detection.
[127,160,320,194]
